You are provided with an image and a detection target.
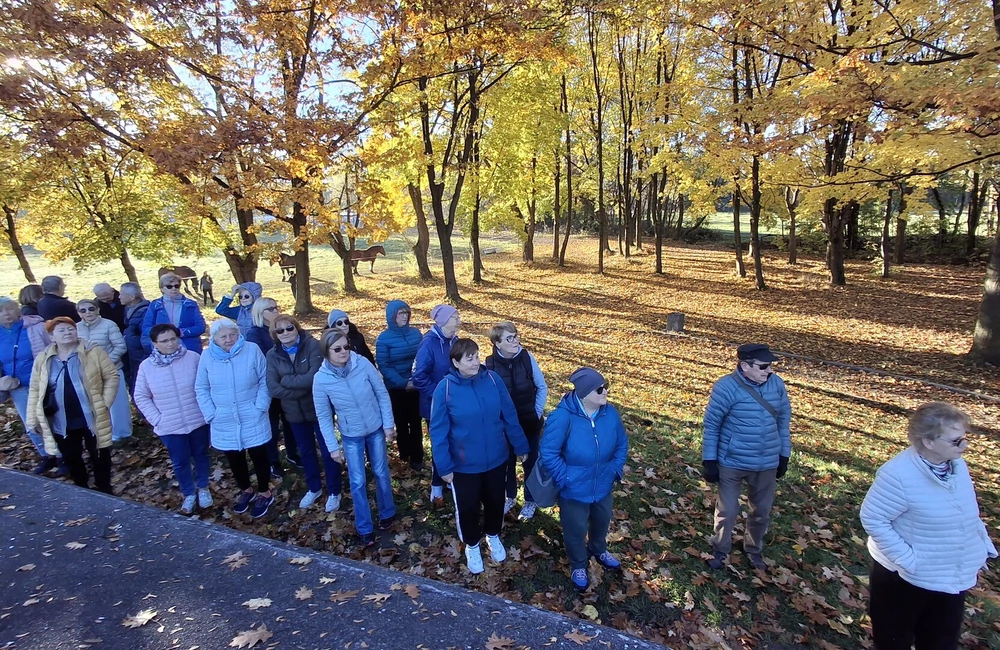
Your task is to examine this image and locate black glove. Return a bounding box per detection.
[776,456,789,479]
[702,460,720,484]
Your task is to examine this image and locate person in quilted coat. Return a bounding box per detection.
[76,299,132,442]
[375,300,423,471]
[861,402,997,650]
[134,324,212,515]
[195,319,273,519]
[701,343,791,572]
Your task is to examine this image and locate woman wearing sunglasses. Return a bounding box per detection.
[76,299,132,442]
[215,282,263,335]
[326,309,374,364]
[539,367,628,591]
[861,402,997,650]
[141,273,206,353]
[312,329,395,547]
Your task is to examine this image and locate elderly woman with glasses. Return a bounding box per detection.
[429,338,529,575]
[247,297,298,476]
[539,367,628,591]
[142,273,206,353]
[134,324,212,514]
[216,282,263,335]
[861,402,997,650]
[195,318,274,519]
[26,317,118,493]
[0,296,52,471]
[76,298,132,442]
[326,309,374,364]
[313,328,395,547]
[266,315,342,511]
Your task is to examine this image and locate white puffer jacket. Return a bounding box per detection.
[77,317,126,369]
[860,446,998,594]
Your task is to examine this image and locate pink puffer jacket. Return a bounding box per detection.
[134,348,206,437]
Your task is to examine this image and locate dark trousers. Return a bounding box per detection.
[558,492,613,570]
[389,389,423,463]
[288,421,342,495]
[869,561,966,650]
[505,417,541,501]
[55,428,112,494]
[265,403,299,467]
[202,288,214,305]
[451,463,506,545]
[224,445,271,493]
[426,418,443,487]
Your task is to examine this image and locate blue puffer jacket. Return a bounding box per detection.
[429,366,528,477]
[215,282,263,334]
[312,352,394,453]
[702,369,792,471]
[123,300,150,373]
[539,392,628,504]
[246,325,273,355]
[375,300,422,390]
[412,326,457,419]
[141,297,206,353]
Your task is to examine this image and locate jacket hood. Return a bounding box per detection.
[445,364,487,385]
[21,315,44,327]
[319,350,360,377]
[556,390,605,418]
[429,325,457,343]
[385,300,411,329]
[239,282,263,300]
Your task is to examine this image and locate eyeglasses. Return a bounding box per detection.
[330,345,350,353]
[945,436,968,447]
[163,284,181,290]
[155,336,179,344]
[333,319,348,327]
[263,306,278,312]
[502,334,519,343]
[276,325,295,333]
[78,307,97,313]
[596,384,609,395]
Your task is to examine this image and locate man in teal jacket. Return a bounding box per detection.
[702,343,792,572]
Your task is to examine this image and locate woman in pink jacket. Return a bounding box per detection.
[134,323,213,514]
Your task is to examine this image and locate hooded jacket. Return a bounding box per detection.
[539,391,628,504]
[141,296,206,353]
[375,300,422,391]
[265,331,324,423]
[412,326,457,419]
[77,317,127,369]
[428,366,529,477]
[215,282,263,334]
[312,352,394,452]
[194,336,271,451]
[133,347,206,437]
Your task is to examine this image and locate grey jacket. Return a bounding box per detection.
[265,332,323,423]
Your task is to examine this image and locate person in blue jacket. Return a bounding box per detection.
[141,273,206,353]
[375,300,424,471]
[215,281,262,335]
[412,304,460,504]
[701,343,792,572]
[429,338,529,575]
[539,367,628,591]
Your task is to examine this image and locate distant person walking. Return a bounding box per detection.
[200,272,215,306]
[375,300,424,471]
[702,343,791,572]
[76,299,132,442]
[37,276,79,322]
[141,273,206,353]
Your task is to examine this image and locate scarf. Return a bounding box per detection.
[282,335,301,357]
[208,335,246,361]
[918,455,952,482]
[323,358,350,379]
[150,345,186,367]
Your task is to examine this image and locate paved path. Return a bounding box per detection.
[0,469,666,649]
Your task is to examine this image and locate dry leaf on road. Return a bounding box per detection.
[564,629,596,645]
[295,586,313,601]
[403,584,420,599]
[288,556,311,566]
[318,576,336,585]
[16,564,35,572]
[229,624,273,648]
[121,609,158,628]
[329,589,360,603]
[362,593,391,604]
[65,541,87,550]
[485,632,515,649]
[222,551,249,570]
[242,598,272,610]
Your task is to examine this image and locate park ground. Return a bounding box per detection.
[2,235,999,649]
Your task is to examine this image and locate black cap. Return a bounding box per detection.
[737,343,779,363]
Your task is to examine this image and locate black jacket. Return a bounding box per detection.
[265,332,324,423]
[348,324,375,364]
[98,290,127,332]
[37,293,80,322]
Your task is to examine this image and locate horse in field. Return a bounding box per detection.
[270,252,296,280]
[350,245,386,275]
[158,265,198,294]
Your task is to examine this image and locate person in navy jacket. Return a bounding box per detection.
[429,339,529,575]
[701,343,792,572]
[412,304,460,504]
[539,367,628,591]
[375,300,424,471]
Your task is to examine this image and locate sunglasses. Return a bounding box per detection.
[78,307,97,313]
[275,325,296,333]
[749,362,771,370]
[330,345,350,353]
[163,284,181,289]
[263,306,278,312]
[596,384,609,395]
[333,319,348,327]
[240,294,253,300]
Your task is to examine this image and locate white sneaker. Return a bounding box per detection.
[197,488,213,508]
[299,490,322,509]
[486,535,506,563]
[503,497,515,514]
[325,494,341,513]
[430,485,444,500]
[180,494,197,514]
[465,544,484,574]
[518,501,537,520]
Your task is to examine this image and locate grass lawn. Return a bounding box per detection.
[2,235,998,649]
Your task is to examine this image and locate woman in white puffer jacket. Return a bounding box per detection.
[860,402,997,650]
[76,299,132,441]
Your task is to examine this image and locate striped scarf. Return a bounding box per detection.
[918,455,952,482]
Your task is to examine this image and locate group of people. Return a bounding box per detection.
[3,274,996,645]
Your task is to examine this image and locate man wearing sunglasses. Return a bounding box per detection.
[702,343,792,573]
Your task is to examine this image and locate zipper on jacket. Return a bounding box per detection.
[592,417,600,497]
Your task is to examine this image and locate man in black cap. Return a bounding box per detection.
[701,343,791,572]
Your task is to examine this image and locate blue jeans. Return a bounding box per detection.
[341,429,395,535]
[110,369,133,441]
[9,385,48,457]
[288,421,342,495]
[160,425,212,496]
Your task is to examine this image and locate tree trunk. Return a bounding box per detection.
[893,186,909,266]
[524,155,536,262]
[2,205,36,283]
[291,195,315,316]
[968,171,982,256]
[784,187,800,264]
[119,249,139,283]
[823,198,848,285]
[881,188,894,279]
[749,155,766,290]
[220,203,259,284]
[472,191,483,284]
[587,10,606,275]
[559,74,572,267]
[732,187,746,277]
[552,150,561,261]
[970,224,1000,363]
[406,182,434,280]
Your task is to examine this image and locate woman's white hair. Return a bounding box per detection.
[0,296,20,314]
[251,297,277,328]
[209,318,240,339]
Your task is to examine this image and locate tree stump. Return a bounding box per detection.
[666,312,686,332]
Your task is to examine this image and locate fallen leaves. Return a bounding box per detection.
[295,586,313,601]
[230,624,272,648]
[121,609,157,628]
[362,593,391,605]
[403,584,420,599]
[288,556,312,566]
[329,589,361,603]
[564,629,596,645]
[242,598,272,611]
[485,632,515,649]
[222,551,249,570]
[64,541,87,550]
[16,564,35,572]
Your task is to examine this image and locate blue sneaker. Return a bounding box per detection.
[233,490,255,514]
[571,569,589,591]
[593,551,621,570]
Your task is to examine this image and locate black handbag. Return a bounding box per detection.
[42,363,66,417]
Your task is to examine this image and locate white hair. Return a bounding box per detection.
[93,282,113,294]
[209,318,239,339]
[0,296,20,313]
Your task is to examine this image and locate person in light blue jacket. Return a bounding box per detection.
[701,343,792,573]
[312,329,396,547]
[215,281,263,335]
[429,338,529,575]
[375,300,423,471]
[539,367,628,591]
[412,304,460,503]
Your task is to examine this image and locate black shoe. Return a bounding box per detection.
[409,461,424,472]
[54,459,70,478]
[378,515,395,531]
[360,533,376,547]
[270,465,285,479]
[234,490,255,514]
[286,455,303,469]
[705,552,727,570]
[33,457,57,475]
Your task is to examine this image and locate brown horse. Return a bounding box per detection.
[158,265,198,295]
[269,252,296,280]
[350,245,386,275]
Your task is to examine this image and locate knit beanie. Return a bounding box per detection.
[430,304,458,329]
[569,367,606,398]
[327,309,349,328]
